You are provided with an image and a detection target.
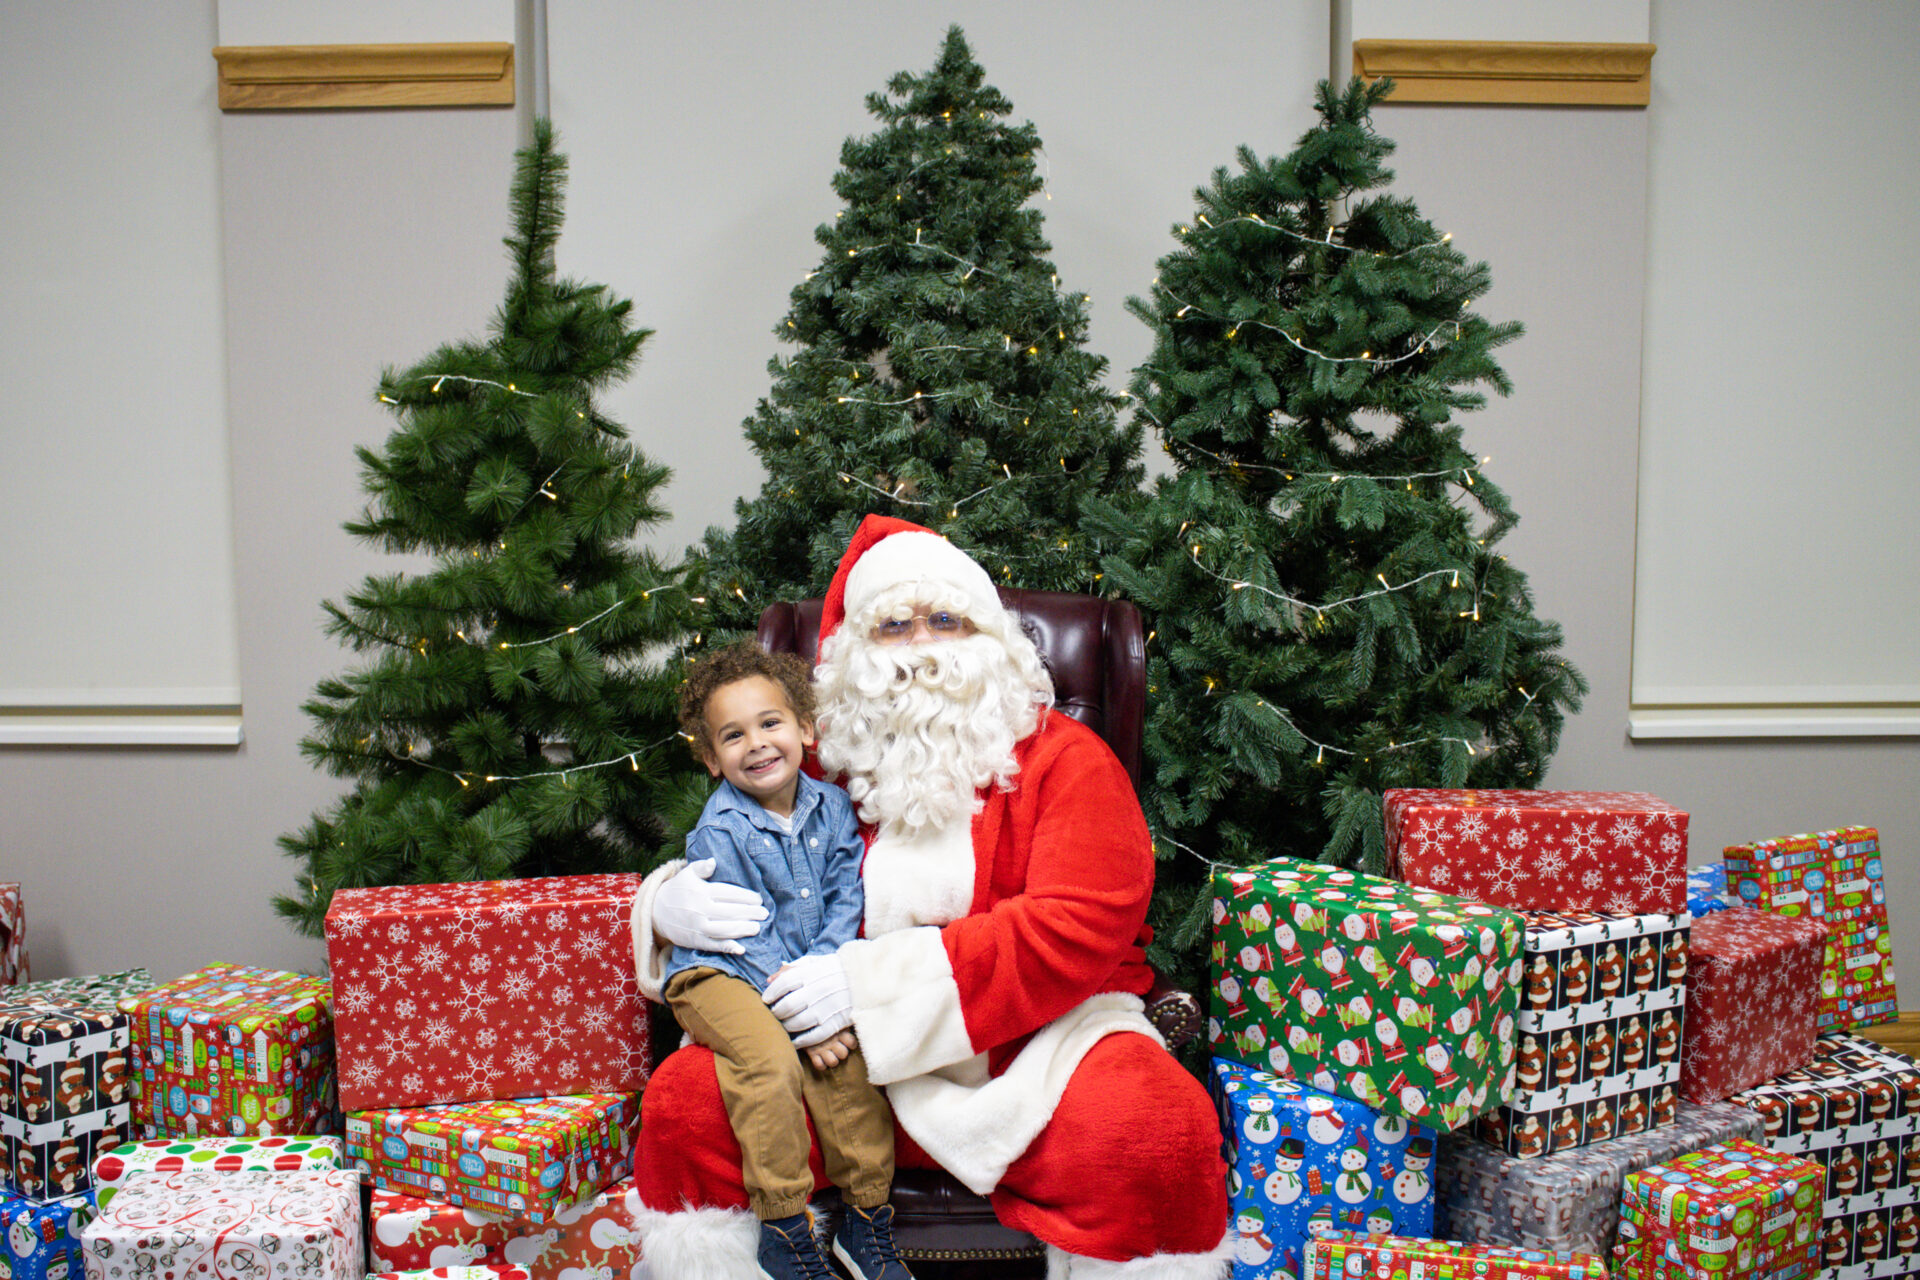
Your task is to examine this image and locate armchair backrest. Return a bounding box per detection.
[755,588,1147,790]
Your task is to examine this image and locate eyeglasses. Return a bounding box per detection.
[872,610,974,644]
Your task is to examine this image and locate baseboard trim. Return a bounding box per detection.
[1850,1013,1920,1057]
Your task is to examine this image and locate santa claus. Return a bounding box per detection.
[628,517,1230,1278]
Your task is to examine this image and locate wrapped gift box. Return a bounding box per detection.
[91,1135,343,1212]
[1613,1138,1823,1280]
[0,970,153,1199]
[1730,1033,1920,1280]
[370,1186,535,1273]
[372,1270,530,1280]
[10,973,151,1010]
[1383,790,1688,913]
[120,963,334,1139]
[1725,827,1898,1031]
[325,875,648,1111]
[1475,910,1689,1157]
[1211,859,1523,1130]
[1,1191,92,1280]
[0,885,27,987]
[1437,1100,1765,1257]
[81,1168,360,1280]
[1682,910,1827,1102]
[369,1177,644,1280]
[1690,864,1732,918]
[1212,1059,1436,1280]
[347,1092,638,1223]
[1301,1231,1609,1280]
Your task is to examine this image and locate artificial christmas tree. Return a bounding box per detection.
[276,121,698,935]
[695,26,1143,636]
[1090,79,1585,995]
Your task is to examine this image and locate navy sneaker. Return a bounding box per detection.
[758,1212,835,1280]
[832,1202,914,1280]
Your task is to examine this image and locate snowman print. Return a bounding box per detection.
[1335,1140,1374,1204]
[1305,1099,1346,1146]
[1233,1208,1274,1269]
[1264,1137,1306,1206]
[1393,1136,1435,1204]
[1242,1093,1280,1146]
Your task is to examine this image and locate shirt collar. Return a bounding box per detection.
[711,773,822,830]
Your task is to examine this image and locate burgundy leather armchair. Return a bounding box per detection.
[756,588,1202,1270]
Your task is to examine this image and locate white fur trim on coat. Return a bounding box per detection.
[887,995,1161,1197]
[840,926,974,1084]
[630,858,683,1004]
[860,815,975,936]
[1045,1228,1234,1280]
[631,1202,758,1280]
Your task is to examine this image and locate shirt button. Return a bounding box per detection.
[800,889,811,899]
[809,838,818,847]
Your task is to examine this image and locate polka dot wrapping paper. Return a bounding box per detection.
[89,1134,342,1212]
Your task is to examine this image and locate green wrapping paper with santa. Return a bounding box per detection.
[1213,858,1525,1130]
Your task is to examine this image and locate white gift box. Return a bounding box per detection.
[82,1168,361,1280]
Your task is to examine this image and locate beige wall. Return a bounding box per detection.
[2,3,1916,997]
[1,87,519,978]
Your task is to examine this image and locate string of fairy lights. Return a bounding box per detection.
[1126,208,1565,777]
[344,153,1537,802]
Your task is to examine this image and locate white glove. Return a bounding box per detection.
[764,952,854,1047]
[653,859,768,955]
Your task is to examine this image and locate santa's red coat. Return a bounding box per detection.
[634,713,1228,1261]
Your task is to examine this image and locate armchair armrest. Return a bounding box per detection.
[1145,969,1203,1049]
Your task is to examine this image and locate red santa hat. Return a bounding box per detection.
[818,514,1015,647]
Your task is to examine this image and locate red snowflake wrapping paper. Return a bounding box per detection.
[368,1176,644,1280]
[325,875,648,1111]
[80,1167,362,1280]
[1681,909,1827,1103]
[1384,791,1689,913]
[371,1271,530,1280]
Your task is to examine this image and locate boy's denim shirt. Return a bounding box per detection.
[664,771,867,992]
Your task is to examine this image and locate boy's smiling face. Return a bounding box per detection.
[702,674,815,817]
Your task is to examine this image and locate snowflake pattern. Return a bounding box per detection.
[1684,907,1825,1098]
[1534,847,1567,883]
[1385,791,1687,912]
[1485,852,1525,901]
[326,874,647,1109]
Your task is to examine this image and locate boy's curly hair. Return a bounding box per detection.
[676,642,817,762]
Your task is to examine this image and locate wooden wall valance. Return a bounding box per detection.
[213,42,514,111]
[1354,39,1655,107]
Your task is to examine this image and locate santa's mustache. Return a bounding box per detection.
[842,635,997,701]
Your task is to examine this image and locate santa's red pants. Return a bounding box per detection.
[637,1031,1229,1262]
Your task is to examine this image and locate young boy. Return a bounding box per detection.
[665,642,911,1280]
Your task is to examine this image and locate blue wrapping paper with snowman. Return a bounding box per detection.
[0,1191,92,1280]
[1211,1058,1437,1280]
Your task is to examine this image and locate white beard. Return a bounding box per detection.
[814,629,1046,837]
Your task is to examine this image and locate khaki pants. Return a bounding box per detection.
[664,966,895,1220]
